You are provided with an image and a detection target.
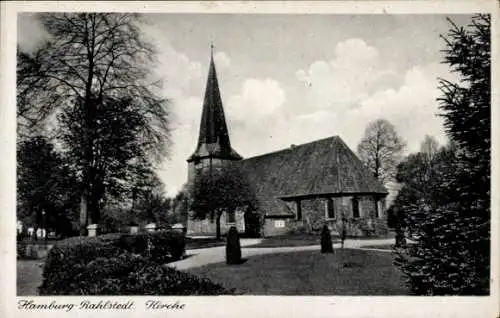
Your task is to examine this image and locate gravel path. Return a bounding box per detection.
[169,238,396,270]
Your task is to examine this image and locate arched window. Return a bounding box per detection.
[325,198,335,219]
[352,197,360,219]
[296,201,302,220]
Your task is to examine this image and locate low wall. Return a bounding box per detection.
[17,242,54,260]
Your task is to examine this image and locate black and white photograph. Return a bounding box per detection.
[1,1,498,317]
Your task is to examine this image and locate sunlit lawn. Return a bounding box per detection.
[246,234,335,248]
[188,249,409,295]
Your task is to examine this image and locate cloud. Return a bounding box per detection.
[227,78,285,121]
[292,38,452,155]
[351,63,451,153]
[214,51,231,69]
[17,14,51,54]
[295,38,397,113]
[150,42,203,99]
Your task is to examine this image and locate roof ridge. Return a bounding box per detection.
[242,135,340,162]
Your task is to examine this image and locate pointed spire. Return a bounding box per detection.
[187,44,242,163]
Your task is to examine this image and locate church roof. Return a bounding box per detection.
[238,136,388,216]
[187,49,242,162]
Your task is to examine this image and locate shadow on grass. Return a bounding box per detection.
[227,258,248,266]
[187,248,409,295]
[185,237,226,250]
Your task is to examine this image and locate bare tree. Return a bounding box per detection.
[17,13,170,230]
[357,119,406,184]
[420,135,440,162]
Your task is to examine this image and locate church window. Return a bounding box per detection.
[352,197,360,218]
[325,198,335,219]
[296,201,302,220]
[375,198,383,218]
[226,210,236,224]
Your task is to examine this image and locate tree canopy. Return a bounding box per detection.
[189,165,257,239]
[17,13,170,229]
[17,136,80,237]
[357,118,406,184]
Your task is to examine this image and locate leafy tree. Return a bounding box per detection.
[357,118,406,184]
[169,188,190,225]
[133,192,169,227]
[17,136,80,237]
[394,15,490,295]
[17,13,170,229]
[189,165,257,240]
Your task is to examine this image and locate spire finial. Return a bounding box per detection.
[210,41,214,57]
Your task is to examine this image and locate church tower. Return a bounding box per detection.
[187,45,243,184]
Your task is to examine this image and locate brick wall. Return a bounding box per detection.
[187,210,245,236]
[262,195,388,237]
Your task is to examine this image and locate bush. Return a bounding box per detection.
[225,226,241,265]
[320,225,333,254]
[40,234,123,294]
[147,230,186,263]
[40,253,233,295]
[115,231,185,262]
[17,241,27,259]
[39,231,186,294]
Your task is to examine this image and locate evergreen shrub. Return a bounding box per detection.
[225,226,242,265]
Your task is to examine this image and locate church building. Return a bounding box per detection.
[186,48,389,238]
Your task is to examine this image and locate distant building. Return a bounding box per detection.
[186,48,388,237]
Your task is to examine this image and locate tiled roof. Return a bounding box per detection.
[238,136,388,215]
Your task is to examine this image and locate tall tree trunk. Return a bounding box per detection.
[79,195,87,235]
[89,192,100,225]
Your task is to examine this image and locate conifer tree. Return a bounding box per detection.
[394,14,490,295]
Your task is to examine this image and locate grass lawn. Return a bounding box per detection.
[246,235,334,248]
[17,260,44,296]
[361,243,415,250]
[187,249,409,295]
[185,237,226,250]
[361,244,395,250]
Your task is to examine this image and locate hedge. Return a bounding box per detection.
[39,231,188,295]
[119,231,186,263]
[39,253,233,295]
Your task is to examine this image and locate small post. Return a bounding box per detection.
[87,224,98,237]
[172,223,186,234]
[340,211,346,249]
[129,225,139,235]
[42,210,47,246]
[144,223,156,233]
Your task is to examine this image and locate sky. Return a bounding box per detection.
[17,13,473,197]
